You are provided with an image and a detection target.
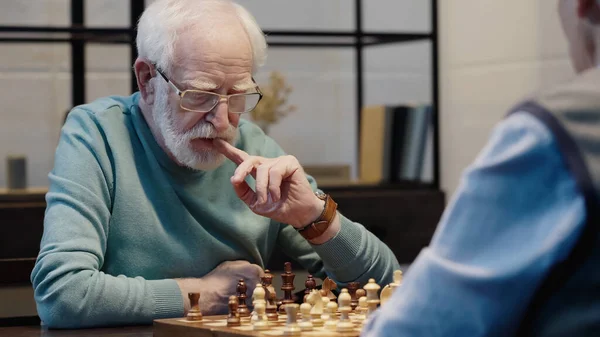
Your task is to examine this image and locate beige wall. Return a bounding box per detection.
[438,0,576,195]
[0,0,577,318]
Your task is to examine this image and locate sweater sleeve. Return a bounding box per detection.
[244,121,400,287]
[30,109,183,329]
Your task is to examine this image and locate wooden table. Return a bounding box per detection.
[0,325,153,336]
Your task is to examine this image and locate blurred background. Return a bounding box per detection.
[0,0,577,324]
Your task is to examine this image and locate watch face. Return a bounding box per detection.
[315,191,326,199]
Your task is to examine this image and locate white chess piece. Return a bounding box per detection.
[364,278,381,317]
[299,302,313,331]
[252,283,269,330]
[324,301,338,330]
[355,296,368,326]
[283,304,301,335]
[380,269,403,306]
[337,288,355,332]
[306,289,324,327]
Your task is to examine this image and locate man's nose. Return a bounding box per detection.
[205,97,230,133]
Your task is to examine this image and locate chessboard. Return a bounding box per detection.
[154,312,365,337]
[153,263,403,337]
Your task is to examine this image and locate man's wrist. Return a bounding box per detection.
[293,195,326,229]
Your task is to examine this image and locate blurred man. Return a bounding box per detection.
[361,0,600,336]
[30,0,400,329]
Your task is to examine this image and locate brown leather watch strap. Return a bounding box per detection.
[297,194,338,240]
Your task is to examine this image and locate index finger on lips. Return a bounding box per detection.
[213,138,249,165]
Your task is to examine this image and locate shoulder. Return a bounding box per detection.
[64,93,139,128]
[235,119,286,158]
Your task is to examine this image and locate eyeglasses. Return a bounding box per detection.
[154,66,263,114]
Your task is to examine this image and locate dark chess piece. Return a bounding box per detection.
[303,274,317,302]
[236,278,251,317]
[347,281,360,310]
[186,292,203,321]
[261,269,279,321]
[227,295,241,327]
[279,262,296,313]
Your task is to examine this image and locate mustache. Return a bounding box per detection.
[183,122,237,141]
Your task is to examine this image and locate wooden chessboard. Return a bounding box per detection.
[154,313,365,337]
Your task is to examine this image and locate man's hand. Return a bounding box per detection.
[213,138,325,228]
[176,260,263,315]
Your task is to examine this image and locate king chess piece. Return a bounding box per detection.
[261,269,278,321]
[279,262,295,314]
[186,292,203,322]
[236,279,251,318]
[227,295,241,327]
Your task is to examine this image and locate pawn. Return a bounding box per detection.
[324,301,338,330]
[299,302,313,331]
[186,292,203,322]
[252,283,267,323]
[227,295,241,327]
[252,298,269,331]
[356,296,368,322]
[337,289,354,332]
[283,303,301,335]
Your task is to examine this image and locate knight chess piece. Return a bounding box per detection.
[279,262,295,314]
[186,292,203,321]
[380,269,403,306]
[227,295,241,327]
[236,278,251,318]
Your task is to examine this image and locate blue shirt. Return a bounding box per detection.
[360,111,587,336]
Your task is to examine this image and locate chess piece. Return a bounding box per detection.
[279,262,295,313]
[347,282,360,310]
[252,283,268,323]
[283,304,301,335]
[186,292,203,321]
[356,296,368,323]
[306,289,324,327]
[299,302,313,331]
[252,298,269,331]
[236,278,251,317]
[380,269,403,306]
[364,278,381,317]
[261,269,278,321]
[337,288,354,332]
[227,295,241,327]
[324,301,338,330]
[321,277,338,301]
[303,274,317,302]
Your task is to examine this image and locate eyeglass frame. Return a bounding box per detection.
[153,65,263,114]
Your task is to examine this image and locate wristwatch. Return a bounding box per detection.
[296,191,338,240]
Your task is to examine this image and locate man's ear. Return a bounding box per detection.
[134,58,156,105]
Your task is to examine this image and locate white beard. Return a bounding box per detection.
[151,81,238,171]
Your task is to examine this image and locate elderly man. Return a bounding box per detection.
[361,0,600,336]
[30,0,399,329]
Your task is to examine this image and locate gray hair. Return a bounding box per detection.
[135,0,267,74]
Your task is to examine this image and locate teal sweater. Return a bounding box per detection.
[31,92,400,328]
